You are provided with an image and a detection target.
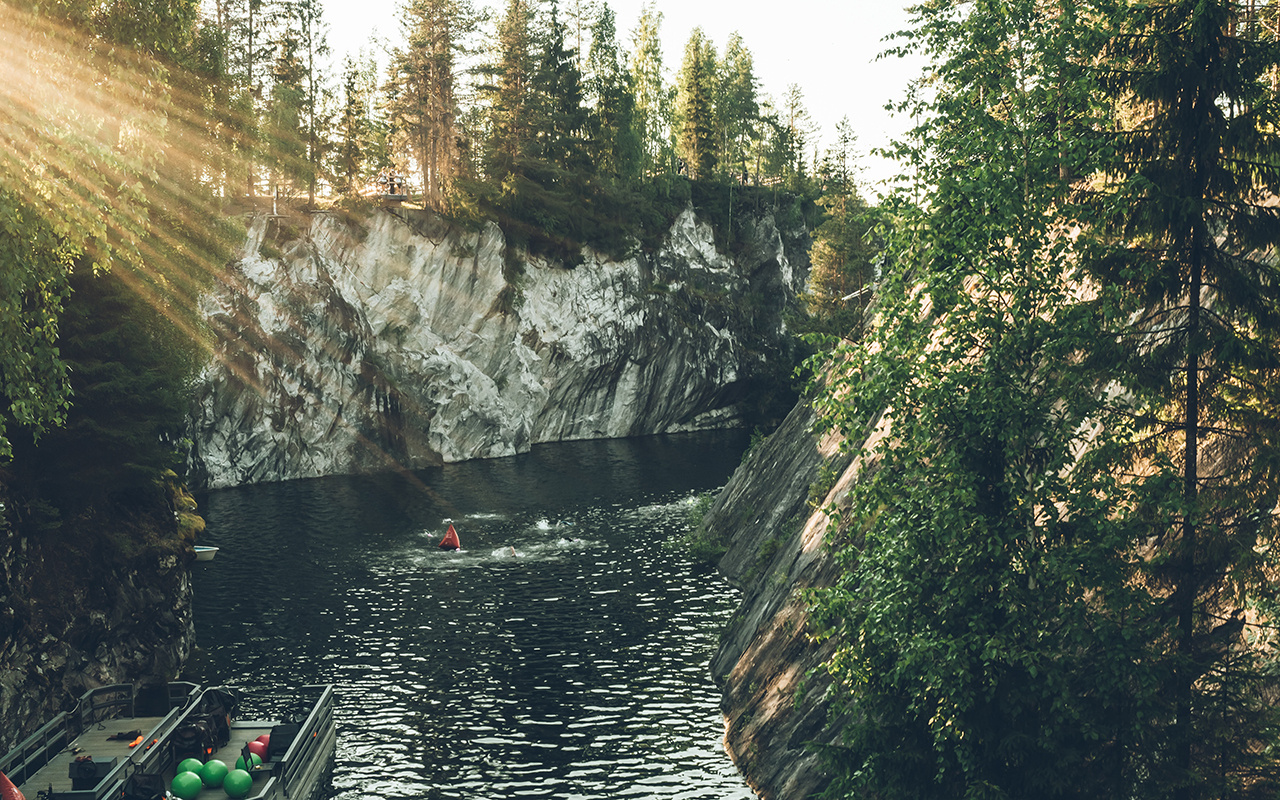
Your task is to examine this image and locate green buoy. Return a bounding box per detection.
[170,771,203,800]
[177,757,205,775]
[223,767,253,798]
[200,759,230,787]
[234,752,263,771]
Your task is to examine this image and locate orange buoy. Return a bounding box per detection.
[438,524,460,551]
[1,770,26,800]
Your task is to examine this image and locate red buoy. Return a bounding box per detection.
[438,524,460,551]
[1,770,26,800]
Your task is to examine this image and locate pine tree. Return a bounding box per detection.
[482,0,538,180]
[1084,0,1280,793]
[629,3,672,179]
[584,3,639,181]
[388,0,476,207]
[715,32,758,182]
[291,0,330,205]
[675,27,716,181]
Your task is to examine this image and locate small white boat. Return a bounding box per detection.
[194,545,220,561]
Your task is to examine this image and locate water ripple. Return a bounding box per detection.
[191,433,756,800]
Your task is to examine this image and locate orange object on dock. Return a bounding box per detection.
[439,524,460,551]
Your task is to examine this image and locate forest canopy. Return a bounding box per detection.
[0,0,857,518]
[806,0,1280,798]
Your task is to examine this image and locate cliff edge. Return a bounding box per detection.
[189,205,807,489]
[704,398,861,798]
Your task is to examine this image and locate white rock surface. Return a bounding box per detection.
[188,206,807,488]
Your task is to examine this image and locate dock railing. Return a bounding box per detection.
[0,682,200,800]
[275,685,336,798]
[0,711,74,787]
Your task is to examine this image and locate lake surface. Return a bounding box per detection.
[189,431,756,799]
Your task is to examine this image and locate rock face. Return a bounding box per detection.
[0,506,193,754]
[703,399,859,799]
[189,206,807,489]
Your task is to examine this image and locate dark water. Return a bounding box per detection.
[190,431,756,800]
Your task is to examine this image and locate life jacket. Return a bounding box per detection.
[438,524,460,550]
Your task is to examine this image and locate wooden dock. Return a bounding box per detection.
[3,683,335,800]
[17,717,166,795]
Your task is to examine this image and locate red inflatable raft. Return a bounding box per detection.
[438,524,460,551]
[1,770,26,800]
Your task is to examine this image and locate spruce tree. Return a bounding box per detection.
[629,3,672,179]
[291,0,330,205]
[764,84,809,190]
[388,0,476,208]
[482,0,537,181]
[264,27,306,196]
[584,4,639,181]
[530,0,588,173]
[333,55,368,196]
[675,27,716,181]
[1085,0,1280,793]
[8,264,199,510]
[715,32,758,182]
[221,0,275,197]
[807,119,875,335]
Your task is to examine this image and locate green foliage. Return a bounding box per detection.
[806,0,1280,797]
[807,458,840,509]
[1081,0,1280,792]
[798,181,880,339]
[629,4,674,180]
[675,27,717,181]
[804,0,1185,796]
[264,31,308,192]
[714,32,759,182]
[678,492,725,564]
[333,55,370,195]
[387,0,477,207]
[8,266,200,511]
[584,3,641,182]
[0,0,232,544]
[0,190,75,459]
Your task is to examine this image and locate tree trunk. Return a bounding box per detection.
[1175,236,1203,800]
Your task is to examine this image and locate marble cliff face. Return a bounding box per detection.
[188,206,807,489]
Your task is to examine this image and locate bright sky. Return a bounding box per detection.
[322,0,924,192]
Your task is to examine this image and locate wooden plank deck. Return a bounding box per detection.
[18,716,165,795]
[18,719,277,799]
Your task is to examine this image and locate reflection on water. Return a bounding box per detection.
[191,432,756,799]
